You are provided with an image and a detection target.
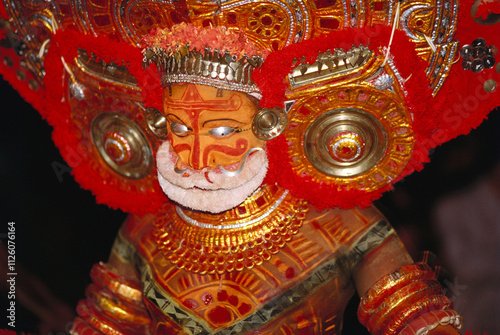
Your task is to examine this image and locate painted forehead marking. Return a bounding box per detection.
[165,85,243,120]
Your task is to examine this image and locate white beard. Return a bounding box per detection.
[156,141,268,213]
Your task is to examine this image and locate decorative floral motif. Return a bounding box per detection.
[142,22,270,58]
[460,38,497,73]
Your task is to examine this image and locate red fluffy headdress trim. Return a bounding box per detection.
[432,0,500,146]
[255,15,500,209]
[0,25,166,215]
[255,26,436,209]
[41,29,166,215]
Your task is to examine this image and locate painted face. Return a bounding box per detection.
[164,84,264,171]
[156,84,269,213]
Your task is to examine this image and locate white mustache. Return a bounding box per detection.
[173,147,263,177]
[156,140,269,212]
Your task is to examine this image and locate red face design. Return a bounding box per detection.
[163,84,264,171]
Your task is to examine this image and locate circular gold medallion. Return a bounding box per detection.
[304,108,386,177]
[91,112,153,179]
[284,86,414,192]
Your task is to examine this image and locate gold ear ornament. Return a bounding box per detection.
[91,112,153,180]
[252,107,288,141]
[145,107,168,140]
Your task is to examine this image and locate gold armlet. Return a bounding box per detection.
[71,317,101,335]
[85,284,151,326]
[76,300,128,335]
[73,263,151,334]
[358,263,455,335]
[90,262,143,305]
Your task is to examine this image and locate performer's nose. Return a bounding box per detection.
[186,135,206,170]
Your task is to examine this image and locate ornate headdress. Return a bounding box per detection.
[0,0,499,213]
[142,23,269,96]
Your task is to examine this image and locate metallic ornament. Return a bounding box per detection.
[283,78,414,193]
[462,59,472,71]
[145,107,168,140]
[103,132,132,164]
[70,82,85,101]
[471,0,500,25]
[471,59,484,73]
[461,38,498,72]
[484,56,496,69]
[328,132,366,163]
[486,45,499,56]
[460,45,472,59]
[16,69,26,81]
[284,100,297,114]
[252,108,288,140]
[484,79,497,93]
[471,46,486,59]
[28,79,39,91]
[76,50,138,87]
[304,108,386,178]
[152,185,308,274]
[472,38,486,48]
[288,45,372,88]
[373,74,395,91]
[3,55,13,67]
[91,113,153,179]
[144,46,264,96]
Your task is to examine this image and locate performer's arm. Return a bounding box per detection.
[352,219,462,335]
[71,232,152,335]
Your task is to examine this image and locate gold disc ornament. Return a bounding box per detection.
[252,108,288,140]
[91,112,153,180]
[304,108,386,178]
[285,85,415,193]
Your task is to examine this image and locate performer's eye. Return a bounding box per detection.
[171,122,190,137]
[209,126,237,138]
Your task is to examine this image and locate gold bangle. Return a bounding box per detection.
[368,279,443,333]
[398,309,462,335]
[77,299,128,335]
[358,263,435,325]
[91,262,143,305]
[86,284,151,326]
[71,317,91,335]
[378,295,452,335]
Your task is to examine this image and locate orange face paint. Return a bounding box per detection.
[163,84,264,170]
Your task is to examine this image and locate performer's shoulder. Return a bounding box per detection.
[303,203,388,244]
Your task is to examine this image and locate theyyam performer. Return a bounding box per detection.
[0,0,499,334]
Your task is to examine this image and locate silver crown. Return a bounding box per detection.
[143,46,264,95]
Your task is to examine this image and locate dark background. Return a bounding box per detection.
[0,76,499,333]
[0,78,126,332]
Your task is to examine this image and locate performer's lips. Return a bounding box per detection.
[193,186,206,191]
[193,186,222,191]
